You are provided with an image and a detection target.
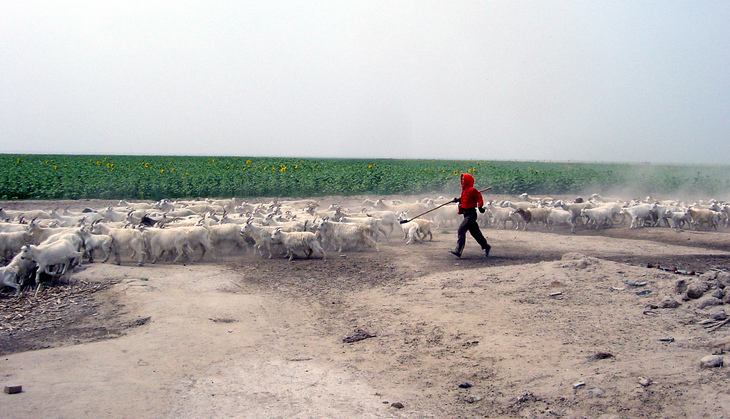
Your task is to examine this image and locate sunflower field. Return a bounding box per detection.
[1,154,729,201]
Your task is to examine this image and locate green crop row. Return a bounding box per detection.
[1,154,729,201]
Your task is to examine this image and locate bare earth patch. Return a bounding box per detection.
[2,196,730,418]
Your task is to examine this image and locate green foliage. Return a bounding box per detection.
[1,154,728,200]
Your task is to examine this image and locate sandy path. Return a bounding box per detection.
[2,221,730,417]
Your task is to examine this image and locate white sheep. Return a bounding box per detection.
[19,240,83,287]
[546,208,576,233]
[0,230,34,263]
[141,227,194,264]
[90,221,146,265]
[270,228,326,261]
[314,219,379,253]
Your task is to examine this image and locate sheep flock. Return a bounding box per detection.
[1,192,729,295]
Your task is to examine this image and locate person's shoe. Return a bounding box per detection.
[484,244,491,258]
[449,250,461,258]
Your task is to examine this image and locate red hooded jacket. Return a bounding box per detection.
[458,173,484,214]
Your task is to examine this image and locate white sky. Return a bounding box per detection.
[1,1,728,164]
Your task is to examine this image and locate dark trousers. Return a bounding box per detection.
[455,208,489,255]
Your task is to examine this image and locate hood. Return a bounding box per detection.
[460,173,474,189]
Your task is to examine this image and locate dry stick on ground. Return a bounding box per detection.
[705,318,730,332]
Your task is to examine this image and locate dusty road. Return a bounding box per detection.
[2,196,730,418]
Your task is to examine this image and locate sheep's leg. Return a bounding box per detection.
[101,246,111,263]
[172,247,184,264]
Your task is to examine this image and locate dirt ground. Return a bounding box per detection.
[2,195,730,418]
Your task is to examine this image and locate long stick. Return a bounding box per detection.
[399,186,492,223]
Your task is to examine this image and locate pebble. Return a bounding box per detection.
[572,381,586,389]
[458,382,472,389]
[4,385,22,394]
[700,355,724,369]
[638,377,652,387]
[391,402,404,409]
[587,387,604,396]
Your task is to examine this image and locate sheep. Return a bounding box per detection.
[509,208,531,231]
[141,227,194,264]
[503,200,536,211]
[334,213,389,241]
[361,210,400,235]
[668,210,691,229]
[2,208,54,222]
[19,240,83,287]
[117,200,153,210]
[0,252,35,295]
[399,218,433,244]
[177,226,216,261]
[270,228,326,261]
[314,218,379,253]
[0,222,28,233]
[486,202,520,230]
[0,230,34,263]
[620,204,655,229]
[26,220,75,244]
[79,228,114,263]
[649,205,675,228]
[89,221,146,266]
[553,200,595,227]
[409,218,433,241]
[373,199,429,217]
[421,205,460,228]
[580,207,616,230]
[513,207,550,230]
[240,220,284,258]
[98,207,128,223]
[685,208,721,230]
[400,221,422,244]
[518,193,553,206]
[261,213,308,232]
[205,223,248,254]
[546,208,576,233]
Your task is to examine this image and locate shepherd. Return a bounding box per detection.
[450,173,491,258]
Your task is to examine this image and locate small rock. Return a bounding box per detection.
[686,282,710,299]
[700,355,724,369]
[709,308,727,321]
[572,381,586,389]
[697,296,723,309]
[712,289,725,300]
[391,402,404,409]
[591,352,614,360]
[458,382,472,389]
[699,271,718,282]
[659,295,681,309]
[587,387,604,396]
[464,396,482,403]
[687,281,711,299]
[717,272,730,288]
[675,279,688,295]
[638,377,652,387]
[3,385,22,394]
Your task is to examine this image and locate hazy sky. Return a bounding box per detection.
[1,1,729,164]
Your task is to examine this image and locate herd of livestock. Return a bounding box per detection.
[1,192,729,295]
